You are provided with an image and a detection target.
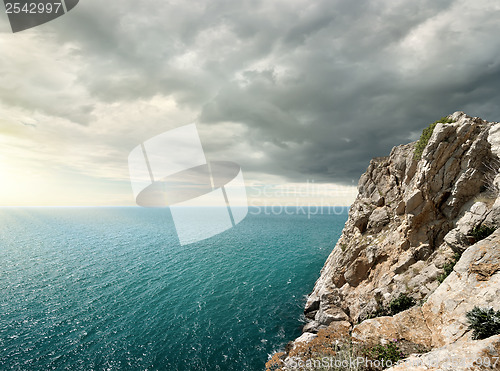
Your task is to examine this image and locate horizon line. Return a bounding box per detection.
[0,205,352,208]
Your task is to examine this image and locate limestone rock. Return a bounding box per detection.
[315,304,349,326]
[444,229,470,253]
[368,206,391,231]
[302,321,323,333]
[394,251,416,274]
[405,190,424,214]
[344,256,372,286]
[352,307,433,348]
[422,230,500,348]
[350,230,500,352]
[294,332,317,344]
[386,335,500,371]
[371,191,385,207]
[278,114,500,368]
[396,200,406,215]
[303,113,499,327]
[485,197,500,226]
[456,202,490,235]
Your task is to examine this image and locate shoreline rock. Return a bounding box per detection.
[270,112,500,370]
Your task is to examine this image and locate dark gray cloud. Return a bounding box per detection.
[3,0,500,186]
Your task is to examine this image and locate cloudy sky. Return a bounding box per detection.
[1,0,500,206]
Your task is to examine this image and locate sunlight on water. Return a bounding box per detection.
[0,207,347,370]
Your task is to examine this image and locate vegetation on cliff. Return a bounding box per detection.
[364,294,417,321]
[436,251,462,283]
[413,116,455,160]
[466,307,500,340]
[470,224,496,242]
[265,326,416,371]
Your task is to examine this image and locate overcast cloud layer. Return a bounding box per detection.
[1,0,500,205]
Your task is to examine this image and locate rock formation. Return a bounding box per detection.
[353,230,500,370]
[271,112,500,370]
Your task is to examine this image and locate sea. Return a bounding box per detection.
[0,206,348,370]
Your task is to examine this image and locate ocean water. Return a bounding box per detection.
[0,207,347,370]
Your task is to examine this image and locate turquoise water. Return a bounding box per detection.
[0,207,347,370]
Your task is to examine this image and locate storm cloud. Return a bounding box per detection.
[1,0,500,204]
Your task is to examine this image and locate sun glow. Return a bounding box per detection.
[0,150,62,206]
[0,157,21,204]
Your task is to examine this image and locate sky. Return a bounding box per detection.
[1,0,500,206]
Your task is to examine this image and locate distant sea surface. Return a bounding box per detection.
[0,207,347,370]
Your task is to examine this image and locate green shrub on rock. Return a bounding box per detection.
[466,307,500,340]
[389,294,416,315]
[437,252,462,284]
[363,294,417,322]
[470,225,496,242]
[414,116,455,161]
[365,340,405,368]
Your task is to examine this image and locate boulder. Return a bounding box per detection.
[444,229,469,253]
[456,202,489,234]
[368,206,391,230]
[302,321,324,334]
[315,305,349,326]
[352,307,433,348]
[422,230,500,347]
[405,190,424,214]
[294,332,317,344]
[344,256,372,286]
[386,335,500,371]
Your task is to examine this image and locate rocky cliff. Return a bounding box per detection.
[269,112,500,370]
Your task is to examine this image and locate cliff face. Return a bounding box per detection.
[304,111,499,328]
[276,112,500,370]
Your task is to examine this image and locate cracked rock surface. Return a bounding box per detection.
[279,112,500,370]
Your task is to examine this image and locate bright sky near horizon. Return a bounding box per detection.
[1,0,500,206]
